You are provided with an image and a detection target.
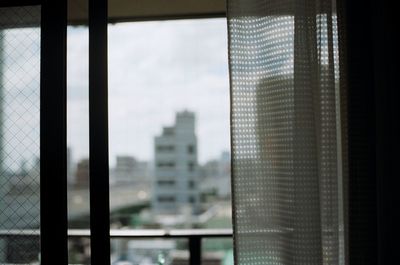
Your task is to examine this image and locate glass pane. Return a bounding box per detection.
[107,18,231,230]
[202,238,233,265]
[67,25,90,229]
[0,6,41,264]
[111,238,188,265]
[67,22,91,264]
[68,237,91,265]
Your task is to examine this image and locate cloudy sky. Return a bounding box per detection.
[2,16,336,170]
[67,18,230,166]
[1,27,41,171]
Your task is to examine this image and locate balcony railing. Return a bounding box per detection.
[0,229,233,265]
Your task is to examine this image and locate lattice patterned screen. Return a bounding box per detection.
[227,0,346,264]
[0,5,41,264]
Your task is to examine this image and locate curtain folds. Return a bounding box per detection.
[227,0,347,264]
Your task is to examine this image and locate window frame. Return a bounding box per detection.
[3,0,394,264]
[1,2,230,264]
[87,1,229,265]
[1,0,69,264]
[41,1,69,264]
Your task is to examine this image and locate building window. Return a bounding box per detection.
[188,162,195,172]
[156,145,175,152]
[187,145,195,154]
[157,196,176,203]
[188,180,196,189]
[157,162,175,168]
[188,196,196,203]
[66,15,231,264]
[157,180,176,186]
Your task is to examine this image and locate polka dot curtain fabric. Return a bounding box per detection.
[227,0,346,264]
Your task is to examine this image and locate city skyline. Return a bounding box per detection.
[67,146,230,170]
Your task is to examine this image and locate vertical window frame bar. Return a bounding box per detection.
[339,0,379,264]
[89,0,111,264]
[40,0,68,264]
[189,235,202,265]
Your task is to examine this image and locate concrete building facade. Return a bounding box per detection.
[152,111,200,215]
[112,155,150,185]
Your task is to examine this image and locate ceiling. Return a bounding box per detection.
[1,0,226,28]
[68,0,226,24]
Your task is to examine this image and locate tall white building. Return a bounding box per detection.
[152,111,200,215]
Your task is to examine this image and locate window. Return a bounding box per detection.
[1,1,392,264]
[67,16,232,264]
[157,195,176,203]
[157,162,176,168]
[156,145,175,152]
[157,180,176,186]
[0,9,41,262]
[1,1,232,264]
[188,196,196,203]
[188,162,195,172]
[106,17,232,264]
[187,145,195,154]
[188,180,196,189]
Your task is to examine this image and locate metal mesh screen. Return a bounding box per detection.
[0,6,41,264]
[227,0,346,264]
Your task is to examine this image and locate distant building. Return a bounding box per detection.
[67,147,75,185]
[219,151,231,177]
[171,250,223,265]
[75,158,89,187]
[200,151,231,198]
[114,156,136,183]
[112,156,150,184]
[152,111,200,215]
[201,151,230,179]
[201,160,219,179]
[123,239,176,264]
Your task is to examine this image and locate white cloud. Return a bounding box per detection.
[67,18,230,165]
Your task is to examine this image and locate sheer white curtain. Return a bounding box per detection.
[227,0,347,264]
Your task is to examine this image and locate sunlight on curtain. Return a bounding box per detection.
[227,0,347,264]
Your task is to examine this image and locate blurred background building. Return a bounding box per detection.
[152,111,200,216]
